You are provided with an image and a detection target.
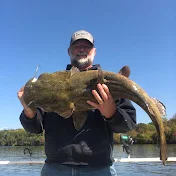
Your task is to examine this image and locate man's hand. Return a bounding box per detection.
[17,86,36,118]
[87,83,116,119]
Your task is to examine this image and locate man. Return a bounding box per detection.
[18,30,136,176]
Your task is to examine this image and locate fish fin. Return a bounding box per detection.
[70,66,80,76]
[58,109,74,118]
[151,97,166,117]
[97,65,104,84]
[72,112,87,131]
[118,65,131,78]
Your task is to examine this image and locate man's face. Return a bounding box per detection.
[68,40,96,70]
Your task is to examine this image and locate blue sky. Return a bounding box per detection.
[0,0,175,129]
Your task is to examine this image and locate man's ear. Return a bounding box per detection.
[94,48,96,56]
[91,48,96,56]
[68,48,70,56]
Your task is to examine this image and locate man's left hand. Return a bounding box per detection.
[87,83,116,119]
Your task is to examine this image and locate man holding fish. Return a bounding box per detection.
[18,30,136,176]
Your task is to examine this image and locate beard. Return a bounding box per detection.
[70,52,94,70]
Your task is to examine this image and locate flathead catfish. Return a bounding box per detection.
[22,66,167,164]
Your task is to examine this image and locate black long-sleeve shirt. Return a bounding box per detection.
[20,65,136,167]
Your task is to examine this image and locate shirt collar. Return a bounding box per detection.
[66,64,101,71]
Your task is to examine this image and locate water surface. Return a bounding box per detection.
[0,144,175,176]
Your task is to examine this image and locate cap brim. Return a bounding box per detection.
[70,37,94,46]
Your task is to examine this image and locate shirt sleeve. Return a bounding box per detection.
[104,98,137,133]
[19,108,44,134]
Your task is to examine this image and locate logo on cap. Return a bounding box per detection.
[70,30,94,45]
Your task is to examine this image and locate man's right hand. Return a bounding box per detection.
[17,86,36,118]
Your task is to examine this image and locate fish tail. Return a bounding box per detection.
[160,133,168,165]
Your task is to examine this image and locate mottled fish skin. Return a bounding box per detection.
[23,66,167,164]
[103,70,167,164]
[118,66,166,117]
[117,66,167,164]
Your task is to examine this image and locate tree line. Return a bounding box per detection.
[114,114,176,144]
[0,114,176,146]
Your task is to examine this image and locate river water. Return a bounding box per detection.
[0,144,175,176]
